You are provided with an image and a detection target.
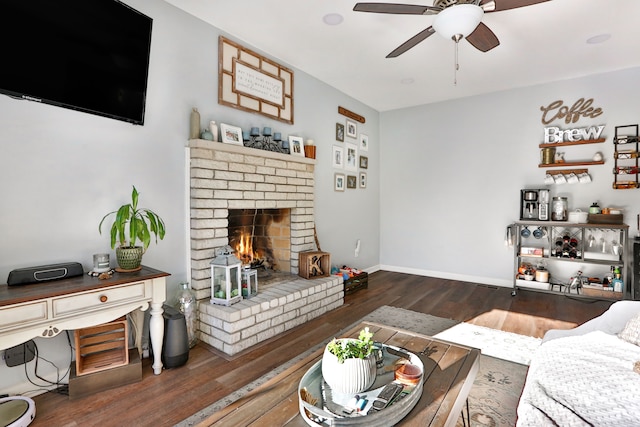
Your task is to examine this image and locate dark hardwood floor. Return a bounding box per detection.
[31,271,613,426]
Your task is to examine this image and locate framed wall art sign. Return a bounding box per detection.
[336,123,344,142]
[360,172,367,189]
[359,133,369,151]
[346,119,357,139]
[332,145,344,168]
[347,175,357,189]
[334,173,345,191]
[218,36,294,124]
[359,155,368,169]
[345,143,357,171]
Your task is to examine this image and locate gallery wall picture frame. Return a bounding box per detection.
[334,173,345,191]
[360,172,367,189]
[332,145,344,169]
[359,155,368,169]
[347,175,357,189]
[346,119,357,139]
[359,133,369,151]
[220,123,244,145]
[218,36,294,124]
[345,142,357,171]
[289,136,305,156]
[336,123,344,142]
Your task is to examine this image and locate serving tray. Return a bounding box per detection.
[298,344,424,426]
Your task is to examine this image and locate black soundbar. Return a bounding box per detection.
[7,262,84,286]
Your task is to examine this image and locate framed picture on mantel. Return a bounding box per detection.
[220,123,243,146]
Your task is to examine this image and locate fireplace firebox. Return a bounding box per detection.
[228,208,291,273]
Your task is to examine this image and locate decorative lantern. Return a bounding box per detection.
[210,246,242,306]
[241,267,258,298]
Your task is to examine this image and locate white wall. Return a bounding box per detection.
[380,67,640,286]
[0,0,379,395]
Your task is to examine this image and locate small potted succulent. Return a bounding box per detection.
[321,327,377,394]
[99,186,166,271]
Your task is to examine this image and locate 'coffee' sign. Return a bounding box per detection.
[540,98,605,143]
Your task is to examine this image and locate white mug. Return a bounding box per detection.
[554,174,567,184]
[578,173,592,183]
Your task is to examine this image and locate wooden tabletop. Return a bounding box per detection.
[196,321,480,427]
[0,265,169,307]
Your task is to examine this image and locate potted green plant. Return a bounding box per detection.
[321,327,377,394]
[99,186,166,271]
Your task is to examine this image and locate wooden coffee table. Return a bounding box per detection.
[196,321,480,427]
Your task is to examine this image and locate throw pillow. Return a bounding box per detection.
[619,312,640,346]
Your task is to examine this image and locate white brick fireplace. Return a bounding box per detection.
[187,140,343,355]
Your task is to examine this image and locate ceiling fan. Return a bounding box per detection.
[353,0,550,58]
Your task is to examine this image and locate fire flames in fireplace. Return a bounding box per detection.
[228,208,291,272]
[234,232,267,269]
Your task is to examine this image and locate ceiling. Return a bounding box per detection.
[164,0,640,112]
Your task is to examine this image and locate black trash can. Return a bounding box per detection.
[161,304,189,368]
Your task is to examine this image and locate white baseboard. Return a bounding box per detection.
[378,264,513,289]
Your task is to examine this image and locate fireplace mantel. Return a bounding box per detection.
[189,139,315,165]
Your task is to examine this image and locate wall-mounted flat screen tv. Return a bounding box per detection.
[0,0,153,125]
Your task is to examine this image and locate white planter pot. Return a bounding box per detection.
[321,341,376,394]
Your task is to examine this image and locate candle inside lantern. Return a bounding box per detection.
[250,127,260,136]
[263,127,272,136]
[273,132,282,140]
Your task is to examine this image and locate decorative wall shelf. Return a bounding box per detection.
[613,124,639,189]
[547,168,588,176]
[539,138,606,148]
[539,160,605,168]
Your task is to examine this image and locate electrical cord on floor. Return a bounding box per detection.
[21,330,72,396]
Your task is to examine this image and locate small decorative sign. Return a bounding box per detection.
[543,125,605,144]
[233,61,284,106]
[338,106,365,124]
[540,97,607,143]
[539,98,603,125]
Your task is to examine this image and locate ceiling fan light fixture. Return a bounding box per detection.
[432,4,484,40]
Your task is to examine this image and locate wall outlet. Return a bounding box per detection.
[5,340,36,367]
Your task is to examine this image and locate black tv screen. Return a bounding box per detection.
[0,0,152,125]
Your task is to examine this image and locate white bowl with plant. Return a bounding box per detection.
[321,327,377,394]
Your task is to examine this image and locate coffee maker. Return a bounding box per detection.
[520,189,550,220]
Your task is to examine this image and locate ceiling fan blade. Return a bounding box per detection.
[386,26,436,58]
[353,3,440,15]
[481,0,550,13]
[466,22,500,52]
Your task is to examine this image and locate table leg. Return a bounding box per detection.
[461,398,470,427]
[149,302,164,375]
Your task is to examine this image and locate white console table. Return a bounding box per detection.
[0,265,169,375]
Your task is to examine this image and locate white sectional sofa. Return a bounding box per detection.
[517,301,640,426]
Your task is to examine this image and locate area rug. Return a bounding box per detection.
[176,305,534,427]
[434,322,542,366]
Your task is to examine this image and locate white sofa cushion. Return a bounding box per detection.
[517,331,640,426]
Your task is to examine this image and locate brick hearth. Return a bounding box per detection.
[188,139,344,354]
